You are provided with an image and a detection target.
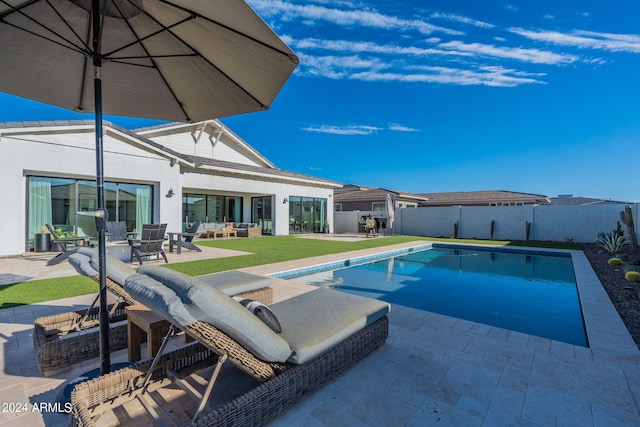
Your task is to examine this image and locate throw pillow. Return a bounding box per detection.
[233,297,282,333]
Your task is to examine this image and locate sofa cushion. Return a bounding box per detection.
[137,266,292,362]
[270,288,390,364]
[233,296,282,333]
[124,273,197,327]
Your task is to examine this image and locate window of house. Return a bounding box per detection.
[372,202,386,212]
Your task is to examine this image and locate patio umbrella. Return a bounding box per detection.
[0,0,298,374]
[386,192,395,235]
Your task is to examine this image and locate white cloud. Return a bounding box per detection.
[353,65,546,87]
[294,38,472,58]
[248,0,462,35]
[438,40,578,64]
[388,123,420,132]
[510,28,640,54]
[430,12,495,29]
[302,125,383,135]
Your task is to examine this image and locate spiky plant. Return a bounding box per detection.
[596,232,628,254]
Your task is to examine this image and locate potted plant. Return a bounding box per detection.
[322,220,329,233]
[34,225,51,252]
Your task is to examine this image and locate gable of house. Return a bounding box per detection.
[135,120,273,168]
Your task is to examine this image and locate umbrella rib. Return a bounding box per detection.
[106,0,192,120]
[0,0,90,55]
[102,15,194,58]
[159,0,299,63]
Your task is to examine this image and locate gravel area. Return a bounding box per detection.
[581,243,640,350]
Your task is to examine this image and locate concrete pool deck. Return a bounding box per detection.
[0,240,639,425]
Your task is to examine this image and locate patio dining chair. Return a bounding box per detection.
[129,223,168,264]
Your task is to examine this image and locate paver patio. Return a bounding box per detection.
[0,240,639,426]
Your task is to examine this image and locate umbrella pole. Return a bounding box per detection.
[92,0,111,376]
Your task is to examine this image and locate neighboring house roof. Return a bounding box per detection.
[335,187,427,203]
[550,195,629,205]
[418,190,550,205]
[0,120,341,188]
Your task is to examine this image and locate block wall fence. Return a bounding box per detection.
[334,204,640,244]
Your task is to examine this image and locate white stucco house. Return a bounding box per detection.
[0,119,341,256]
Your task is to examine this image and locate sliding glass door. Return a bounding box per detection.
[251,196,272,235]
[288,196,327,234]
[26,176,153,250]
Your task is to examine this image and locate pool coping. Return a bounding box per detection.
[270,241,639,356]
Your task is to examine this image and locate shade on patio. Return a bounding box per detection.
[0,0,298,374]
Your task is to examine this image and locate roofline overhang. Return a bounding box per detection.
[0,122,196,168]
[194,163,342,188]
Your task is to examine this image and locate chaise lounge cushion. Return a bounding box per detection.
[75,247,136,285]
[195,270,272,296]
[270,288,390,364]
[124,273,197,327]
[135,266,292,362]
[68,252,99,277]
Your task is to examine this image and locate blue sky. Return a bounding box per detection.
[2,0,639,202]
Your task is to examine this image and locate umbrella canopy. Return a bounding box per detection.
[0,0,298,375]
[386,192,395,233]
[0,0,299,121]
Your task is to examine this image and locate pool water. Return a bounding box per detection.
[288,246,587,347]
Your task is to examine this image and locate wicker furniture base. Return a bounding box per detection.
[33,302,131,375]
[32,280,271,375]
[70,343,217,427]
[70,316,388,426]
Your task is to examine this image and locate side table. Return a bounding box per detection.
[125,304,171,362]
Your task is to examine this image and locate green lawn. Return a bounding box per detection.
[0,235,579,308]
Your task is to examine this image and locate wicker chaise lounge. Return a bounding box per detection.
[33,248,274,375]
[70,266,390,426]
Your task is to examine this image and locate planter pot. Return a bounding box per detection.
[34,233,51,252]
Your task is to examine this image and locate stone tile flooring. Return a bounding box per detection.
[0,241,639,426]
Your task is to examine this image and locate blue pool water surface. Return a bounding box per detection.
[287,246,587,347]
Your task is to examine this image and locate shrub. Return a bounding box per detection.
[608,257,624,266]
[625,271,640,282]
[596,231,628,254]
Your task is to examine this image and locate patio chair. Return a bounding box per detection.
[129,223,168,264]
[168,220,202,254]
[106,221,136,241]
[45,223,92,266]
[70,266,389,426]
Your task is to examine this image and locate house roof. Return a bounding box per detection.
[335,187,427,202]
[185,155,342,187]
[0,120,341,188]
[418,190,550,205]
[550,196,629,205]
[134,119,276,169]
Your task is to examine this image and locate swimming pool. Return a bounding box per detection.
[279,245,588,347]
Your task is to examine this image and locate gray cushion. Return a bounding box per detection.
[77,247,136,285]
[196,271,272,295]
[123,274,197,327]
[137,266,292,362]
[68,252,99,277]
[270,288,390,364]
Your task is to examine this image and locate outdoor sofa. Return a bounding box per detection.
[33,248,273,375]
[69,266,389,426]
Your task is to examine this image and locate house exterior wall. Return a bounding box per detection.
[0,123,337,256]
[395,204,636,243]
[0,126,183,256]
